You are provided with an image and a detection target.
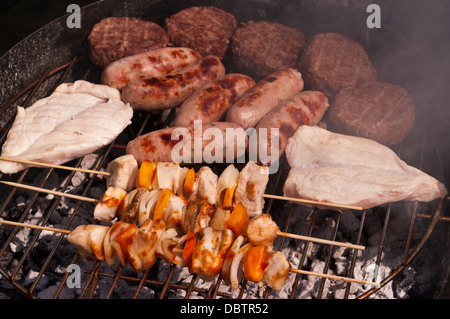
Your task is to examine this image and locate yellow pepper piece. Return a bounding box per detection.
[227,202,249,235]
[184,168,196,196]
[138,160,157,189]
[222,184,237,208]
[243,246,268,283]
[153,188,173,221]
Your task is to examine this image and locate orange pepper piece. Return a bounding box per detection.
[184,168,196,196]
[138,160,157,189]
[222,184,237,208]
[243,246,268,282]
[153,188,173,221]
[227,202,249,235]
[183,230,196,267]
[116,223,138,266]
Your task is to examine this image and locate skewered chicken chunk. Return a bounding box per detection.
[246,213,279,249]
[106,154,138,192]
[101,219,166,272]
[130,219,166,272]
[188,166,219,205]
[67,224,109,261]
[234,161,269,217]
[93,186,127,222]
[152,162,182,193]
[261,251,290,290]
[190,227,234,281]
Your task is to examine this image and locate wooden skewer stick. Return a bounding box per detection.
[277,231,365,251]
[0,180,365,250]
[0,156,363,211]
[0,219,377,288]
[0,180,97,203]
[0,219,71,234]
[0,156,110,176]
[290,268,380,288]
[263,194,363,211]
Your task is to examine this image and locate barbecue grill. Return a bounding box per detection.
[0,0,449,300]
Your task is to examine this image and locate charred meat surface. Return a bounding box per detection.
[165,6,237,59]
[88,17,169,68]
[230,20,307,78]
[328,81,415,145]
[298,32,377,100]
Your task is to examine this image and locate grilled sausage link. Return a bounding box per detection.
[172,73,255,127]
[121,56,226,111]
[225,68,304,130]
[101,47,201,90]
[126,122,248,164]
[254,91,329,163]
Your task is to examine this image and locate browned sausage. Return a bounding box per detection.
[126,122,248,164]
[254,91,329,163]
[225,68,304,130]
[172,73,255,127]
[121,56,226,111]
[101,47,201,90]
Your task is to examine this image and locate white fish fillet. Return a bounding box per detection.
[283,126,447,209]
[0,80,133,174]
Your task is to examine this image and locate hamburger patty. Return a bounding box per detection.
[165,6,237,59]
[298,32,377,99]
[88,17,169,68]
[328,81,415,145]
[230,20,307,78]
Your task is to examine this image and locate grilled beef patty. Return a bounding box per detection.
[88,17,169,68]
[165,6,237,59]
[230,20,307,78]
[298,32,377,100]
[328,81,415,145]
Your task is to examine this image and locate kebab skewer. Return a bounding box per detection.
[0,155,364,211]
[0,217,378,289]
[97,159,366,251]
[0,157,365,251]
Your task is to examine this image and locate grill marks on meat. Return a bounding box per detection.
[298,32,377,99]
[126,122,248,165]
[121,56,225,111]
[328,81,415,145]
[173,73,255,126]
[230,20,307,78]
[190,227,234,282]
[101,47,201,90]
[226,68,304,130]
[165,6,237,59]
[88,17,169,68]
[255,91,329,160]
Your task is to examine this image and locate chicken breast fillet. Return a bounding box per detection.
[0,80,133,174]
[283,126,447,209]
